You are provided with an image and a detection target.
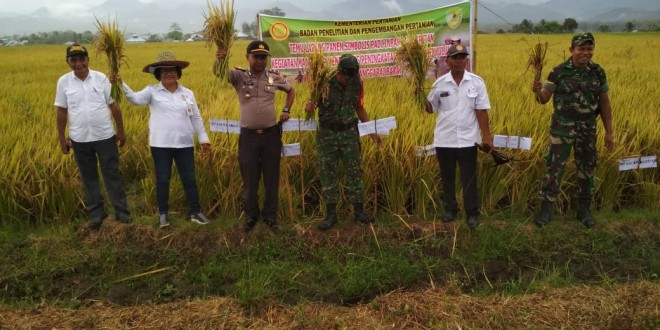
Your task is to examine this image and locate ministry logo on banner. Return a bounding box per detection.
[446,7,463,29]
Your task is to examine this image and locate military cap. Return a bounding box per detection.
[338,54,359,70]
[66,43,88,59]
[246,40,270,55]
[447,44,468,57]
[571,32,595,47]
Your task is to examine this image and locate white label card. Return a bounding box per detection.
[210,119,241,134]
[639,155,657,169]
[519,137,532,150]
[282,143,301,157]
[618,157,640,171]
[416,145,436,157]
[281,118,318,132]
[358,116,397,136]
[507,136,520,149]
[493,135,508,148]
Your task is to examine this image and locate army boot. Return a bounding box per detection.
[577,199,595,228]
[318,203,338,231]
[534,200,553,227]
[353,202,374,224]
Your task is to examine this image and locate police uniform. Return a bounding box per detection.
[228,63,291,225]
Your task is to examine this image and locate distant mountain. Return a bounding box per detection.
[0,0,658,36]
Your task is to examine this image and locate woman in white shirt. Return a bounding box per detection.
[120,51,212,228]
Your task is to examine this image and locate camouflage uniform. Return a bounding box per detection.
[317,73,365,204]
[540,57,608,202]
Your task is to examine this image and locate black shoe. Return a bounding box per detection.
[244,217,258,232]
[577,199,595,228]
[353,202,374,224]
[116,216,131,224]
[319,203,338,231]
[263,218,279,231]
[442,210,457,223]
[534,200,553,227]
[466,215,479,229]
[318,214,337,231]
[90,213,107,230]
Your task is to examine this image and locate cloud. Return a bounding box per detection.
[50,3,94,17]
[382,0,403,13]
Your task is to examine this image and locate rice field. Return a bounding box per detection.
[0,33,658,225]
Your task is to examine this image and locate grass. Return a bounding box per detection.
[0,210,657,309]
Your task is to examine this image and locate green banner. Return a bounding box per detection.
[258,1,472,78]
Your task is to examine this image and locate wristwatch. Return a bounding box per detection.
[282,107,290,113]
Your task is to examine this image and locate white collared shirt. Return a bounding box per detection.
[54,70,116,142]
[123,82,210,148]
[427,71,491,148]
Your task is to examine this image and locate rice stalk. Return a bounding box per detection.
[395,34,430,111]
[527,40,548,82]
[204,0,236,79]
[92,17,126,105]
[305,42,334,121]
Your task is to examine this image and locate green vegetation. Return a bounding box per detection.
[1,209,657,311]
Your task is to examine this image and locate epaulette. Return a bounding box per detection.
[234,66,247,72]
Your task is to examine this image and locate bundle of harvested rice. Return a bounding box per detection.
[395,34,430,111]
[93,17,127,104]
[305,42,334,121]
[204,0,236,79]
[527,40,548,82]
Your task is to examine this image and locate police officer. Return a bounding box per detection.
[532,32,614,228]
[305,54,379,231]
[216,40,295,231]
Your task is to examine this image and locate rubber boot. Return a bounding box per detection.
[534,200,553,227]
[354,202,374,224]
[577,199,595,228]
[318,203,338,231]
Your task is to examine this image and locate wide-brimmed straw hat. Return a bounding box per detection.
[142,51,190,73]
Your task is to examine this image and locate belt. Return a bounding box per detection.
[554,112,596,121]
[319,120,358,132]
[240,124,279,135]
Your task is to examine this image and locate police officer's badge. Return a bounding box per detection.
[446,7,463,30]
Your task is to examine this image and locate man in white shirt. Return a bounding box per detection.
[425,44,493,229]
[54,44,130,229]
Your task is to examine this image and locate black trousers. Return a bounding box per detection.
[71,135,130,223]
[238,126,282,220]
[435,146,479,217]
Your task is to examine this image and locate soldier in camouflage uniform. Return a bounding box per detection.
[532,32,614,228]
[305,54,380,231]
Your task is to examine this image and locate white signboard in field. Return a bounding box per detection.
[358,116,397,136]
[210,119,241,134]
[416,145,436,157]
[281,118,318,132]
[282,143,302,157]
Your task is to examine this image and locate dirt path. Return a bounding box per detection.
[2,281,658,329]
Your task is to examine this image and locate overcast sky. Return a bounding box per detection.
[0,0,548,15]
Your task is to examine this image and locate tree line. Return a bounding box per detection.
[500,18,658,34]
[3,7,659,46]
